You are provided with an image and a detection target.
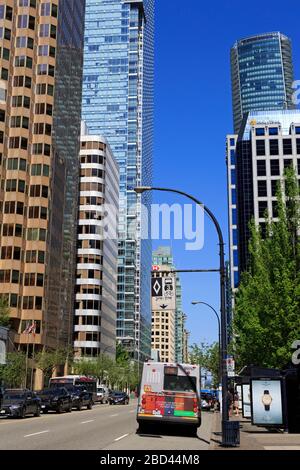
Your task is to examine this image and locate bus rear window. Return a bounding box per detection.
[163,375,197,393]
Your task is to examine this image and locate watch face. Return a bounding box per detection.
[262,393,272,406]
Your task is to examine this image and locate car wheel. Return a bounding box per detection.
[34,406,41,417]
[43,409,48,414]
[56,403,63,414]
[77,401,82,411]
[66,403,72,413]
[19,407,26,419]
[87,401,93,410]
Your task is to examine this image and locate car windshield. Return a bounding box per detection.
[39,389,63,396]
[3,393,26,400]
[113,392,124,396]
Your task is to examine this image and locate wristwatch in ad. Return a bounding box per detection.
[261,390,272,411]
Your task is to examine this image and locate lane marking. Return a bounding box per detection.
[110,414,119,417]
[81,420,94,424]
[115,433,129,442]
[24,430,49,438]
[129,410,135,413]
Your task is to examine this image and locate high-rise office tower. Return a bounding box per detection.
[231,32,295,134]
[151,265,176,363]
[82,0,154,361]
[74,123,119,359]
[232,110,300,278]
[0,1,85,378]
[228,32,296,290]
[152,246,186,362]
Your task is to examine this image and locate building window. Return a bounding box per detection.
[271,179,279,197]
[257,160,266,176]
[269,127,278,136]
[283,139,292,155]
[256,140,266,156]
[257,180,267,197]
[258,201,268,218]
[269,139,279,156]
[270,160,280,176]
[256,128,265,136]
[284,159,293,170]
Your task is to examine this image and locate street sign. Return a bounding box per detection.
[226,355,235,377]
[152,265,160,271]
[151,274,176,311]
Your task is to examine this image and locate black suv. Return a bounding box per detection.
[108,391,129,405]
[68,385,93,411]
[0,389,41,418]
[37,387,72,414]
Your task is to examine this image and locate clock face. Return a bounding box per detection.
[262,394,272,406]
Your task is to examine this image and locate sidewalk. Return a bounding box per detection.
[209,412,300,450]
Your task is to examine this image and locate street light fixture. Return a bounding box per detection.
[191,301,221,384]
[134,185,230,446]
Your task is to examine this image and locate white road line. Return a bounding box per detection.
[110,414,119,417]
[81,420,94,424]
[129,410,135,413]
[114,433,129,442]
[24,430,49,438]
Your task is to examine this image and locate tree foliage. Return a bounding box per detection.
[74,343,139,391]
[0,295,10,328]
[0,352,26,388]
[189,342,220,388]
[233,168,300,369]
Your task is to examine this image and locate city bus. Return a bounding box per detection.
[49,376,98,402]
[137,362,201,434]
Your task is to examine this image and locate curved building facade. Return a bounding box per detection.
[74,126,119,358]
[231,32,295,133]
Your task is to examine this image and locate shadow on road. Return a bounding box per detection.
[136,424,210,445]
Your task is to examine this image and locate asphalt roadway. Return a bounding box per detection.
[0,399,213,450]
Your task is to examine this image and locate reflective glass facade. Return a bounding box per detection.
[82,0,154,361]
[231,33,294,133]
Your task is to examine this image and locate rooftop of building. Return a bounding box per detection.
[238,109,300,141]
[232,31,290,49]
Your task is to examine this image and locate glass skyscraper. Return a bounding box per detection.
[82,0,154,361]
[231,32,295,133]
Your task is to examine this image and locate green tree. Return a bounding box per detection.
[233,167,300,369]
[0,352,26,388]
[189,342,220,388]
[35,349,70,387]
[0,295,10,328]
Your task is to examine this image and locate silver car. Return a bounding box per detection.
[96,386,109,404]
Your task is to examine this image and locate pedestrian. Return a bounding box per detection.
[227,389,233,417]
[233,389,240,416]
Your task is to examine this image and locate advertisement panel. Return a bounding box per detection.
[236,385,242,410]
[251,378,283,426]
[151,274,176,311]
[242,384,251,418]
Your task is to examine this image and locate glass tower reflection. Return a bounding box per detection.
[231,32,295,133]
[82,0,154,361]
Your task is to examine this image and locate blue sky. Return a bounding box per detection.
[152,0,300,346]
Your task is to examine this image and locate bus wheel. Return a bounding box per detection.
[189,426,198,437]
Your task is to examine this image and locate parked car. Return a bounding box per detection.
[108,391,129,405]
[0,389,41,418]
[68,385,93,410]
[37,387,72,414]
[96,386,110,404]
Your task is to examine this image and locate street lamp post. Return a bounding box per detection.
[134,186,230,444]
[191,301,221,385]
